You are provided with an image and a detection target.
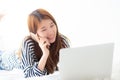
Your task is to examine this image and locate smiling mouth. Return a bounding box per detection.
[48,36,54,39]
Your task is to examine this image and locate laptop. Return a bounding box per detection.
[59,43,114,80]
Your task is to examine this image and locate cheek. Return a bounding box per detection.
[38,33,47,37]
[37,31,46,37]
[54,27,57,34]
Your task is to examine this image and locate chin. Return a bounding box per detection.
[49,39,56,43]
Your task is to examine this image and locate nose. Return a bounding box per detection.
[48,28,54,36]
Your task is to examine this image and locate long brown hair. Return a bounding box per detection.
[27,8,69,74]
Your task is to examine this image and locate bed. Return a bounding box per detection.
[0,69,60,80]
[0,43,120,80]
[0,65,120,80]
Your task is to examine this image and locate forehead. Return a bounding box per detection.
[38,19,53,28]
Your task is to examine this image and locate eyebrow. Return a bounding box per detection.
[40,21,54,29]
[41,26,46,29]
[50,21,54,24]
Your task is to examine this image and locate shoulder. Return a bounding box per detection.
[22,36,36,47]
[59,33,71,48]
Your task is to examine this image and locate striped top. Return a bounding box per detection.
[20,35,70,78]
[20,38,47,78]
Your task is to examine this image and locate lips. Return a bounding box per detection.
[48,37,54,40]
[48,35,55,40]
[48,37,54,41]
[48,36,56,43]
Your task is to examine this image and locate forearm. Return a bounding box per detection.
[37,53,49,71]
[21,52,48,77]
[23,62,47,78]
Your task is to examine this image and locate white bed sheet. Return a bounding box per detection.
[0,69,60,80]
[0,65,120,80]
[0,69,24,80]
[23,71,60,80]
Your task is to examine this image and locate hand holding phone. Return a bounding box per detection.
[30,32,39,42]
[30,32,50,49]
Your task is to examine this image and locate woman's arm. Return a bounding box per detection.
[30,32,50,71]
[21,38,47,78]
[37,53,49,71]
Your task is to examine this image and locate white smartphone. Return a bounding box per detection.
[30,32,38,42]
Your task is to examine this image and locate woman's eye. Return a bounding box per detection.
[50,24,54,28]
[42,29,47,32]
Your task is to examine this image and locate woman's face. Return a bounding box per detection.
[36,19,57,43]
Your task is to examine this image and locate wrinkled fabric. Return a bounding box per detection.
[0,50,21,70]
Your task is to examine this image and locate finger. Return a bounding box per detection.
[45,41,50,49]
[36,34,40,39]
[43,41,46,44]
[30,32,36,41]
[30,32,39,42]
[35,34,40,41]
[43,41,50,49]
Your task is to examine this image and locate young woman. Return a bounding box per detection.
[0,8,70,78]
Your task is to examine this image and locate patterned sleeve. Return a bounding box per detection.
[21,38,47,78]
[61,34,71,48]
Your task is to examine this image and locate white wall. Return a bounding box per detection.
[0,0,120,64]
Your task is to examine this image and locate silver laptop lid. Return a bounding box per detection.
[59,43,114,80]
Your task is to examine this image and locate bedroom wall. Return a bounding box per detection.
[0,0,120,65]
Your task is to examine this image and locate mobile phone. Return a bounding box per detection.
[30,32,50,49]
[30,32,38,42]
